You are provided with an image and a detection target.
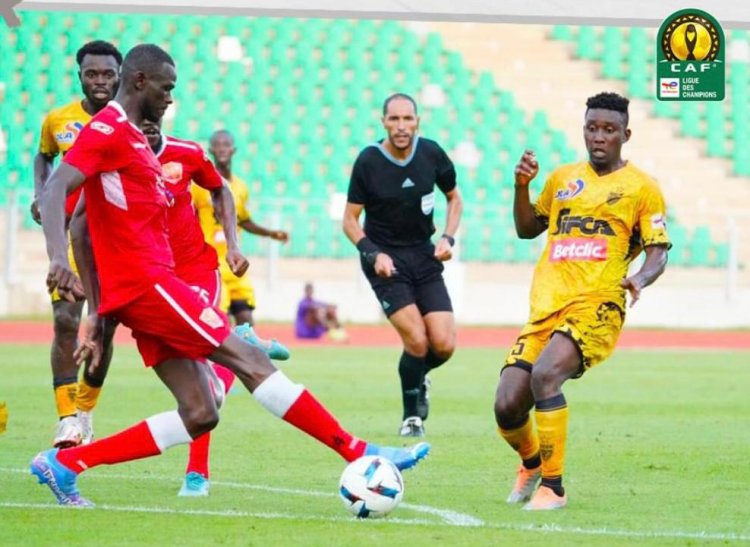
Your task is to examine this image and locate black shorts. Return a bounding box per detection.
[361,242,453,318]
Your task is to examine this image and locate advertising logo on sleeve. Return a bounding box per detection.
[55,122,84,144]
[651,213,667,230]
[554,179,585,201]
[91,121,114,135]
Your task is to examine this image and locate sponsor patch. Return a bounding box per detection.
[554,179,585,200]
[549,237,608,261]
[162,162,184,184]
[90,121,114,135]
[199,307,224,329]
[659,78,680,98]
[54,122,84,144]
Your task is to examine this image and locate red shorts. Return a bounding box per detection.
[115,272,230,367]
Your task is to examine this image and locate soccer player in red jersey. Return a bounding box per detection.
[33,44,429,506]
[142,118,266,496]
[69,116,290,496]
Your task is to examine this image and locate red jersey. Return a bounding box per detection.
[63,101,175,314]
[155,135,223,279]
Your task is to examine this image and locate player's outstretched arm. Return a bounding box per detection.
[620,245,669,307]
[39,162,86,301]
[513,150,546,239]
[238,216,288,243]
[210,181,250,277]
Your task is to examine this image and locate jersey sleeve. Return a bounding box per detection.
[637,181,672,249]
[38,113,59,157]
[347,153,368,204]
[434,144,457,194]
[190,146,224,190]
[532,171,557,229]
[63,120,119,178]
[234,180,251,223]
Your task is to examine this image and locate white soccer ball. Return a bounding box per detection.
[338,455,404,518]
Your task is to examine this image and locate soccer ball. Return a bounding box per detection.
[338,456,404,518]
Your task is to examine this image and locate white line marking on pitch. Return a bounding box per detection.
[1,467,482,527]
[0,501,438,526]
[3,467,749,541]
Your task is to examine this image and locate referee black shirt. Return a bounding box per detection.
[347,136,457,247]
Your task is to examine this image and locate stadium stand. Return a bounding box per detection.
[0,13,737,266]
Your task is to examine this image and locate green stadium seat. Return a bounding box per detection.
[4,12,718,265]
[679,102,704,138]
[550,25,574,41]
[576,27,599,60]
[689,226,712,266]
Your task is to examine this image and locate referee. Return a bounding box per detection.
[343,93,463,437]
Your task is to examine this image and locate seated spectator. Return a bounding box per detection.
[295,282,348,341]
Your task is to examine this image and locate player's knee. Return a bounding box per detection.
[430,335,455,361]
[404,335,429,357]
[53,306,81,339]
[183,404,219,436]
[494,391,527,422]
[530,366,564,400]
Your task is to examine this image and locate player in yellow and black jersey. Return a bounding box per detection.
[32,40,122,449]
[494,92,670,510]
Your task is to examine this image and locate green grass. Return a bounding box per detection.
[1,343,748,545]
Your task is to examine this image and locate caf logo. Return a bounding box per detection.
[661,12,720,62]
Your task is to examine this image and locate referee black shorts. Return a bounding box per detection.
[360,242,453,318]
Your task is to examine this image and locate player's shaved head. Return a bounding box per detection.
[210,129,235,146]
[383,93,418,116]
[586,92,629,127]
[121,44,175,82]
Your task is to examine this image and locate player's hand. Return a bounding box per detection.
[46,257,85,302]
[226,248,250,278]
[30,199,42,225]
[515,150,539,187]
[74,313,105,372]
[620,275,644,307]
[434,237,453,262]
[270,230,289,243]
[374,253,397,278]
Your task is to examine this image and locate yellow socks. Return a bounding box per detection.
[53,377,78,418]
[498,415,540,465]
[76,378,102,412]
[535,393,569,492]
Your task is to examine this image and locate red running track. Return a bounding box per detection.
[0,321,748,349]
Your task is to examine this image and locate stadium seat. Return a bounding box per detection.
[3,12,726,266]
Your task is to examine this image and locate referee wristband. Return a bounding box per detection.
[356,237,381,265]
[441,234,455,247]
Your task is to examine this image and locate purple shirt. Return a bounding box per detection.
[295,297,327,339]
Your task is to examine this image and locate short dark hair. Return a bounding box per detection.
[382,93,418,116]
[76,40,123,66]
[121,44,175,79]
[586,92,629,126]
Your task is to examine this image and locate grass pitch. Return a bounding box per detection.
[1,342,748,546]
